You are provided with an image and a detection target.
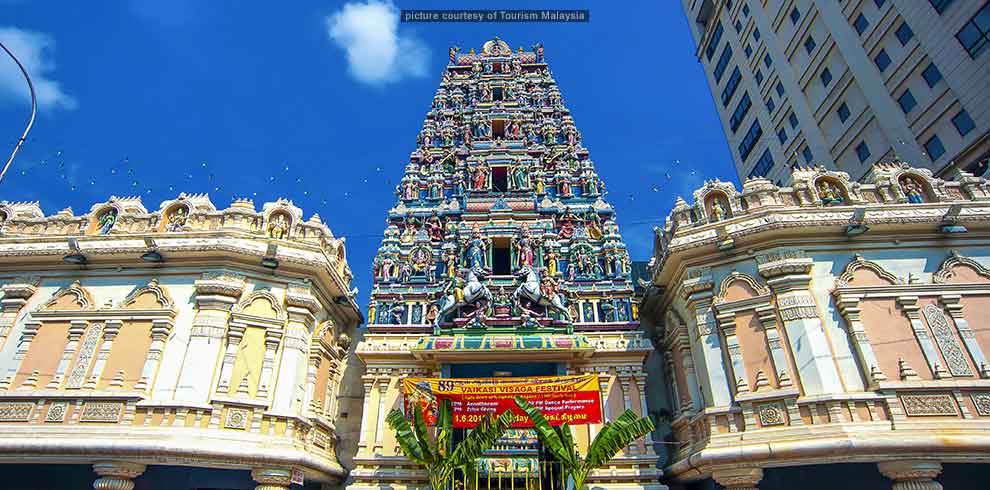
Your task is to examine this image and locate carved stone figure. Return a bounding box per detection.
[165,206,188,232]
[268,213,289,239]
[97,209,117,235]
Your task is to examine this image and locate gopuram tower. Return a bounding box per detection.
[353,38,661,490]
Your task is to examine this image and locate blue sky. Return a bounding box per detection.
[0,0,736,305]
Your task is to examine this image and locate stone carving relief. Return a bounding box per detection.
[45,401,68,422]
[80,401,123,422]
[900,394,958,416]
[0,402,35,422]
[921,304,973,377]
[65,322,104,389]
[971,393,990,416]
[757,402,786,426]
[224,407,250,429]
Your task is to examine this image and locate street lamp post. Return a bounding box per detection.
[0,39,38,185]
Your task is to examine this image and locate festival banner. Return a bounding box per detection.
[401,374,602,428]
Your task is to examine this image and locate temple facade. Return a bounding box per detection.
[640,162,990,489]
[0,195,362,490]
[353,38,661,490]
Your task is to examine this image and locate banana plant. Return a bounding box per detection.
[513,396,655,490]
[386,398,515,490]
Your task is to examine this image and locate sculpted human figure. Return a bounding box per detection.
[165,206,188,232]
[268,213,289,239]
[97,209,117,235]
[901,177,926,203]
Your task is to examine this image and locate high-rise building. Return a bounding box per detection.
[682,0,990,183]
[353,38,661,490]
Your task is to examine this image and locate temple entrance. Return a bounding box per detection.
[448,363,566,490]
[492,238,511,275]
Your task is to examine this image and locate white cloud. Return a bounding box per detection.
[325,1,429,85]
[0,27,77,110]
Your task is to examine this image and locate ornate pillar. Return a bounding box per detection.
[174,272,245,403]
[357,375,376,455]
[0,277,38,351]
[878,461,943,490]
[251,468,293,490]
[135,319,173,391]
[274,285,319,413]
[761,259,844,395]
[215,323,246,393]
[714,309,749,394]
[374,378,389,454]
[92,461,145,490]
[48,320,87,389]
[834,293,886,384]
[86,320,123,389]
[304,353,322,414]
[1,319,40,389]
[618,374,636,454]
[681,269,733,407]
[940,295,989,375]
[256,328,283,399]
[896,297,945,377]
[712,467,763,490]
[755,304,794,387]
[634,376,656,455]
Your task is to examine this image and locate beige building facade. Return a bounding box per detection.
[683,0,990,183]
[0,194,362,490]
[640,161,990,489]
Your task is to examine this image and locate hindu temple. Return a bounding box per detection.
[352,38,661,490]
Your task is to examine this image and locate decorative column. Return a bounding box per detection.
[634,376,656,455]
[357,375,376,455]
[274,285,319,413]
[618,374,636,454]
[714,309,749,394]
[896,297,946,378]
[712,467,763,490]
[940,295,989,376]
[135,319,173,391]
[214,323,246,393]
[256,328,284,399]
[878,461,943,490]
[589,371,610,441]
[834,293,887,385]
[680,268,733,407]
[1,319,40,389]
[48,320,87,389]
[755,304,794,387]
[251,468,293,490]
[304,353,322,415]
[0,277,38,351]
[760,257,844,395]
[92,461,145,490]
[174,272,245,403]
[85,320,123,389]
[374,379,389,454]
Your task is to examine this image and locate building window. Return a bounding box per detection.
[790,8,801,24]
[929,0,955,14]
[492,241,511,275]
[745,44,753,58]
[838,102,851,122]
[738,120,764,161]
[749,149,774,178]
[755,69,764,84]
[820,67,832,87]
[956,3,990,58]
[874,49,892,71]
[743,4,750,16]
[721,67,742,106]
[922,62,943,87]
[735,19,742,32]
[925,134,946,160]
[898,89,917,113]
[854,13,870,35]
[730,92,752,133]
[777,127,788,144]
[714,45,733,82]
[952,109,976,136]
[763,53,772,68]
[775,81,785,96]
[802,146,813,163]
[856,141,871,163]
[492,166,508,191]
[753,28,761,41]
[896,22,914,45]
[705,22,724,61]
[788,112,799,129]
[766,96,776,113]
[804,36,816,54]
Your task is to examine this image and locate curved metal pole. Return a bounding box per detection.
[0,39,38,185]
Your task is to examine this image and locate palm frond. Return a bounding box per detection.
[513,397,576,466]
[449,409,514,467]
[411,404,437,464]
[584,409,654,469]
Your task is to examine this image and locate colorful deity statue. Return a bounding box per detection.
[444,249,459,278]
[429,178,443,200]
[453,173,466,195]
[472,160,490,190]
[534,174,546,195]
[464,226,488,270]
[544,247,559,276]
[268,213,289,239]
[165,206,188,232]
[403,179,419,200]
[818,180,844,206]
[586,211,603,240]
[377,254,396,282]
[558,207,578,239]
[559,177,573,197]
[97,209,117,235]
[448,45,458,64]
[427,212,444,241]
[710,199,726,222]
[514,226,536,269]
[401,217,418,244]
[901,177,926,203]
[510,162,529,190]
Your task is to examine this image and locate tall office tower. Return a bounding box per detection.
[352,38,660,490]
[682,0,990,183]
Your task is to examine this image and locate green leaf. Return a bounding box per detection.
[386,408,428,465]
[449,409,514,467]
[513,396,575,467]
[584,409,654,470]
[411,403,437,464]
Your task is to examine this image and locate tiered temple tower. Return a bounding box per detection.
[353,38,662,490]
